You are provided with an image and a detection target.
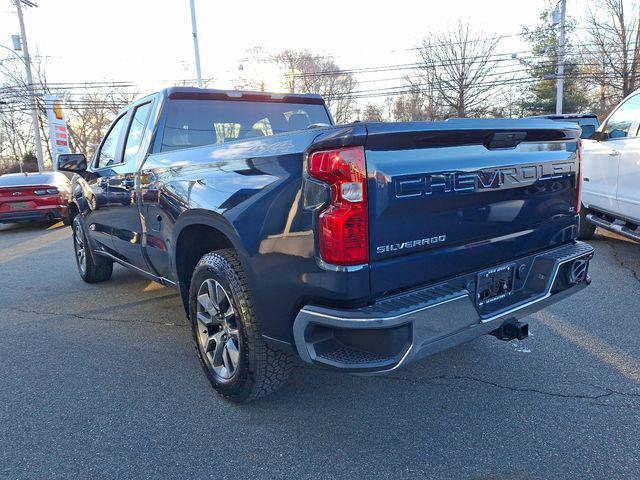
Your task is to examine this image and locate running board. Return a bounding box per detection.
[587,213,640,242]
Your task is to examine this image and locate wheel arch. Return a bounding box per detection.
[172,210,250,314]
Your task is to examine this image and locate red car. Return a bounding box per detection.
[0,172,72,225]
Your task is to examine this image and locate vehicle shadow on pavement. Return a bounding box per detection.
[0,220,66,233]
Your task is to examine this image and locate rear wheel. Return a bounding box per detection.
[72,216,113,283]
[189,249,292,403]
[578,207,596,240]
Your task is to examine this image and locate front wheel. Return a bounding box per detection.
[189,249,292,403]
[72,216,113,283]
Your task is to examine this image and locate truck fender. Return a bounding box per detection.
[171,209,254,312]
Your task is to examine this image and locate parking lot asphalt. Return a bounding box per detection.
[1,221,639,480]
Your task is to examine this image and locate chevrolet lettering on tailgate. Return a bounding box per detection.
[394,161,575,198]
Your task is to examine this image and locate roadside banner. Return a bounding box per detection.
[44,95,71,170]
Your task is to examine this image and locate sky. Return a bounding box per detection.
[0,0,584,104]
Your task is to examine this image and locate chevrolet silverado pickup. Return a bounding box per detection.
[58,87,594,403]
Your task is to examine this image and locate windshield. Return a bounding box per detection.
[161,99,332,152]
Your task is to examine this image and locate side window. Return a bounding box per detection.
[97,114,127,168]
[602,94,640,140]
[123,103,152,164]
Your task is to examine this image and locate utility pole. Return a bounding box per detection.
[555,0,567,115]
[14,0,45,172]
[188,0,203,88]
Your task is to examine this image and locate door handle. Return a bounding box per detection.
[121,179,135,189]
[609,149,620,156]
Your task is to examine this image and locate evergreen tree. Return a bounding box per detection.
[520,4,592,115]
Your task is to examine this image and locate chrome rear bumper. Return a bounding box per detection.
[293,241,594,373]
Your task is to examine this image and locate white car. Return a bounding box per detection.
[580,91,640,242]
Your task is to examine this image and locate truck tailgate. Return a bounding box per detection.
[365,120,581,296]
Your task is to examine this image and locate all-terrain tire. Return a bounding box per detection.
[189,249,292,403]
[72,216,113,283]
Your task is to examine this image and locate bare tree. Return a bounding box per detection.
[275,50,358,123]
[0,56,51,170]
[410,21,502,117]
[233,47,268,91]
[392,91,429,121]
[361,103,384,121]
[582,0,640,115]
[487,84,528,118]
[65,88,138,159]
[1,55,138,170]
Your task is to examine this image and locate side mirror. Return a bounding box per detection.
[58,153,87,172]
[589,130,608,142]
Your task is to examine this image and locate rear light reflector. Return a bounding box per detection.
[34,189,47,195]
[308,146,369,265]
[46,188,59,194]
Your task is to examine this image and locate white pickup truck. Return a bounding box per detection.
[580,91,640,242]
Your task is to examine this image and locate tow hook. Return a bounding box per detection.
[490,321,529,341]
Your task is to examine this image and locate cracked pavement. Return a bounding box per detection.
[1,222,639,479]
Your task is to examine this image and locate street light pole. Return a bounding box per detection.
[13,0,45,172]
[188,0,203,88]
[555,0,567,115]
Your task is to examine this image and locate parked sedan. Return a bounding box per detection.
[0,172,72,225]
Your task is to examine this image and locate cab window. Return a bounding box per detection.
[97,114,127,168]
[123,103,152,164]
[602,94,640,139]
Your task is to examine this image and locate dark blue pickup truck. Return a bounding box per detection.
[58,87,593,402]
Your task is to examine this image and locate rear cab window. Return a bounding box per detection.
[159,99,331,152]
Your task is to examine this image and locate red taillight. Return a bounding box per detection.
[576,139,582,214]
[308,146,369,265]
